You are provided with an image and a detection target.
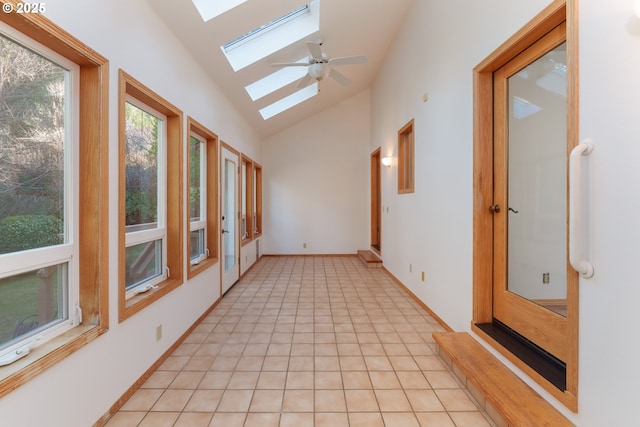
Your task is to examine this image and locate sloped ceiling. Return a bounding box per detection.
[146,0,414,138]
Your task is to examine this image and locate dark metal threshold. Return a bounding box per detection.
[475,320,566,391]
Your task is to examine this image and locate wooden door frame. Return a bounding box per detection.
[370,148,382,254]
[471,0,579,412]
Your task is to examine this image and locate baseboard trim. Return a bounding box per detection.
[382,267,454,333]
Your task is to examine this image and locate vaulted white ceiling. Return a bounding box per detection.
[146,0,414,138]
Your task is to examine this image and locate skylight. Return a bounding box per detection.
[244,57,308,101]
[192,0,247,22]
[222,1,319,71]
[259,83,318,120]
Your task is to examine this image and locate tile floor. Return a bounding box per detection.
[104,256,496,427]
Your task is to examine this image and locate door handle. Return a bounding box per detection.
[489,204,501,213]
[221,229,229,234]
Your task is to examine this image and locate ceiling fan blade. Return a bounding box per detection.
[306,41,324,62]
[329,68,352,86]
[329,55,368,66]
[296,73,313,89]
[271,62,310,68]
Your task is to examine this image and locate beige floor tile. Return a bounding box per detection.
[198,371,231,389]
[315,389,347,412]
[256,370,286,389]
[173,412,213,427]
[120,389,164,411]
[227,371,260,389]
[415,412,456,426]
[286,371,314,389]
[375,389,413,412]
[282,389,314,412]
[381,412,420,427]
[369,371,401,389]
[140,371,179,389]
[235,355,264,371]
[138,411,180,427]
[448,411,494,427]
[345,389,379,412]
[348,412,385,427]
[103,411,146,426]
[396,371,431,390]
[414,355,447,371]
[169,371,205,389]
[208,412,246,427]
[183,389,224,412]
[151,389,193,412]
[434,389,480,412]
[216,389,254,412]
[280,412,314,427]
[315,412,349,427]
[342,371,372,389]
[406,389,445,412]
[315,371,343,389]
[249,389,283,412]
[424,370,462,389]
[244,412,280,427]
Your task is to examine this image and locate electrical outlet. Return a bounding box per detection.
[303,242,307,249]
[156,324,162,342]
[422,271,425,282]
[543,273,550,284]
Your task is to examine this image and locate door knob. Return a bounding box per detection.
[489,204,501,213]
[222,229,229,234]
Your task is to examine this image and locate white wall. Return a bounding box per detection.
[371,0,640,425]
[0,0,262,426]
[262,90,370,255]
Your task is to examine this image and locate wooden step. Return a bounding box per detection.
[357,250,382,268]
[433,332,574,427]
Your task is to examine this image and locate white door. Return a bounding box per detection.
[221,145,239,294]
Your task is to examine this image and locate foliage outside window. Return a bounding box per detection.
[0,11,108,396]
[398,119,415,194]
[119,70,183,321]
[187,117,218,279]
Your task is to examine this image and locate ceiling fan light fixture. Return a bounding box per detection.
[309,63,330,81]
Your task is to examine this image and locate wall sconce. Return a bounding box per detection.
[381,156,393,167]
[635,0,640,18]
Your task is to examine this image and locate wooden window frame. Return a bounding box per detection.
[0,1,109,397]
[471,0,578,411]
[253,162,262,237]
[187,117,219,280]
[240,154,254,246]
[118,70,183,322]
[398,119,415,194]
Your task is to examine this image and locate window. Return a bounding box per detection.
[0,25,79,366]
[187,117,218,279]
[190,133,206,264]
[0,13,108,395]
[398,119,415,194]
[253,163,262,236]
[241,155,254,244]
[119,70,183,321]
[123,99,167,298]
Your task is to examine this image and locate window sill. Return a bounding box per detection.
[187,257,218,280]
[120,277,183,322]
[0,324,106,398]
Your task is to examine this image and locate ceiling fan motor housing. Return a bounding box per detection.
[309,62,330,81]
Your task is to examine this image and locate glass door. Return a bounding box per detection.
[492,23,569,363]
[221,145,239,294]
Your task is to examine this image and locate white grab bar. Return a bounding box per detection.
[569,140,594,278]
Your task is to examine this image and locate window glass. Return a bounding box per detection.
[0,30,76,357]
[125,102,160,231]
[189,134,206,263]
[124,99,166,296]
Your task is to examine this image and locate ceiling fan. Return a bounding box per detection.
[271,41,367,89]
